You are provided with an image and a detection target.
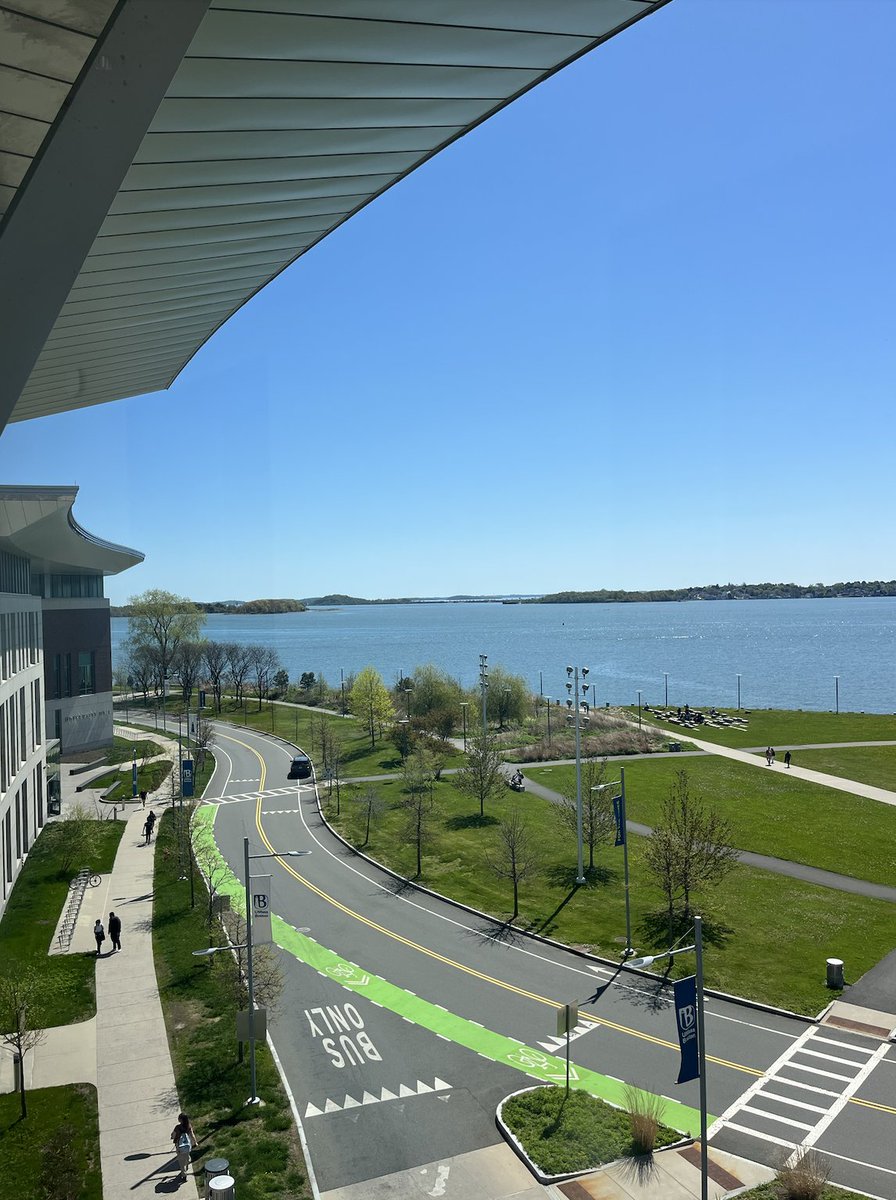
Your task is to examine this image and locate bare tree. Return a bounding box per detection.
[400,748,439,877]
[126,641,160,702]
[555,757,616,870]
[204,641,229,712]
[0,970,48,1118]
[171,640,204,705]
[486,806,541,921]
[248,643,281,710]
[226,643,252,706]
[357,784,386,846]
[55,802,96,877]
[194,841,235,928]
[456,733,505,818]
[192,714,216,772]
[644,769,739,936]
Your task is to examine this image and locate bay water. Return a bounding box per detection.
[112,597,895,714]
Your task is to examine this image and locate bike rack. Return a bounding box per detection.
[57,868,90,950]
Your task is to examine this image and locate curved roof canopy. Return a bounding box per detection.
[1,0,667,426]
[0,485,144,575]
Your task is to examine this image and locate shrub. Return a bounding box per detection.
[776,1149,831,1200]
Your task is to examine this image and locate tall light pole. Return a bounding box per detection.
[637,689,642,729]
[403,684,413,720]
[460,702,468,751]
[664,672,669,708]
[834,675,840,715]
[479,654,488,737]
[242,839,310,1104]
[627,915,708,1200]
[736,673,741,711]
[593,768,632,955]
[340,667,346,716]
[544,697,552,747]
[566,665,589,885]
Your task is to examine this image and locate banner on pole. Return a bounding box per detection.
[250,874,272,945]
[181,758,194,797]
[612,795,626,846]
[673,975,699,1083]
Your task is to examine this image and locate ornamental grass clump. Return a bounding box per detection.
[623,1084,666,1155]
[776,1149,831,1200]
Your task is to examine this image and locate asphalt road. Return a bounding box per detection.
[203,722,896,1196]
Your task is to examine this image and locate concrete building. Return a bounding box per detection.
[0,485,142,914]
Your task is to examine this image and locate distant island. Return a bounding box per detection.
[111,598,306,616]
[527,581,896,603]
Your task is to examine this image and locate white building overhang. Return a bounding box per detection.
[1,0,669,427]
[0,485,144,576]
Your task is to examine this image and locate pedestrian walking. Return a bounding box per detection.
[93,918,106,956]
[770,747,776,765]
[784,750,791,769]
[140,789,147,808]
[144,809,156,844]
[108,911,122,952]
[171,1112,197,1182]
[142,818,151,844]
[765,746,772,765]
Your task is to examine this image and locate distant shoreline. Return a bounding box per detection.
[109,582,896,617]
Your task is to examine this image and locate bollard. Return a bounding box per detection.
[208,1175,235,1199]
[826,958,844,989]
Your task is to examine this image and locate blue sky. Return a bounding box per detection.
[2,0,894,605]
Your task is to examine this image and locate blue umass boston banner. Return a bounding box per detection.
[674,975,700,1084]
[612,795,625,846]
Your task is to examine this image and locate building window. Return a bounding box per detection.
[64,653,72,698]
[78,651,96,696]
[54,708,62,744]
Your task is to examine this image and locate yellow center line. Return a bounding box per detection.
[218,730,896,1113]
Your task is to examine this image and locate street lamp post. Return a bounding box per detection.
[637,689,642,729]
[592,767,632,955]
[340,668,346,716]
[403,684,413,721]
[479,654,488,737]
[834,675,840,715]
[736,673,741,711]
[565,665,589,885]
[460,702,468,752]
[664,672,669,708]
[627,916,708,1200]
[242,839,311,1104]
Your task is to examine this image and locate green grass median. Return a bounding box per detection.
[0,1085,101,1200]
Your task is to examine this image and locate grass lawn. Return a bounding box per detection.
[502,1086,679,1176]
[92,758,172,804]
[153,812,311,1200]
[0,821,124,1026]
[783,745,896,791]
[525,757,896,888]
[639,708,896,749]
[105,734,165,764]
[0,1084,101,1200]
[325,778,895,1014]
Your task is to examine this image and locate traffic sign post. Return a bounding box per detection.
[557,1003,578,1095]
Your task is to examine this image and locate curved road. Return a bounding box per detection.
[202,722,896,1198]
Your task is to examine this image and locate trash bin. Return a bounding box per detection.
[48,798,61,816]
[204,1158,230,1196]
[207,1175,235,1200]
[826,958,844,989]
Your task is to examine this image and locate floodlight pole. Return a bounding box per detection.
[664,672,669,707]
[566,665,589,885]
[695,915,708,1200]
[479,654,488,737]
[460,702,468,751]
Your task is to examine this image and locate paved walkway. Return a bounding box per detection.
[1,749,200,1199]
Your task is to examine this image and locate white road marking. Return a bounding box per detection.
[787,1040,891,1165]
[759,1090,827,1114]
[741,1104,814,1132]
[724,1121,796,1151]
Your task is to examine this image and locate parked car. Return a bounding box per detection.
[288,753,313,780]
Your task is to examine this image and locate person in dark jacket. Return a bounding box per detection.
[108,911,122,952]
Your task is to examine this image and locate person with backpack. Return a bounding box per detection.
[171,1113,197,1182]
[93,918,106,956]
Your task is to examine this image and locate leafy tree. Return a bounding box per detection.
[0,969,49,1118]
[272,669,290,696]
[486,806,541,921]
[193,715,215,772]
[400,748,439,877]
[56,802,96,876]
[485,667,530,729]
[390,719,414,763]
[299,671,316,691]
[405,664,464,723]
[126,589,204,690]
[350,666,394,748]
[456,733,505,818]
[644,770,739,937]
[556,757,616,870]
[126,641,159,702]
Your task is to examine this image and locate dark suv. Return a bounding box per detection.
[287,754,313,780]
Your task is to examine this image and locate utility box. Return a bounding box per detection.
[826,958,844,989]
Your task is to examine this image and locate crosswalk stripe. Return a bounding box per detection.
[811,1034,876,1055]
[741,1104,814,1132]
[781,1062,854,1084]
[759,1090,828,1115]
[724,1121,796,1151]
[797,1047,868,1069]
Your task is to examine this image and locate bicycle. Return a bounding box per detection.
[71,871,102,888]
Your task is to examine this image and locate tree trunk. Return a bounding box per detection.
[512,879,519,921]
[18,1064,27,1119]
